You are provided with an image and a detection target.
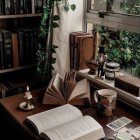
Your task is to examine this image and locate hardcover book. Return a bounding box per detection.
[12,32,19,67]
[69,32,95,70]
[69,31,89,70]
[25,104,105,140]
[0,32,4,69]
[4,0,12,15]
[43,71,90,106]
[1,30,13,69]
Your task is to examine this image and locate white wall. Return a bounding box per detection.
[52,0,84,77]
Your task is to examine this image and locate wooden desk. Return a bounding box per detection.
[0,88,140,140]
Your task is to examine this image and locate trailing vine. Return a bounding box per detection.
[36,0,76,85]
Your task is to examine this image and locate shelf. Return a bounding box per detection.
[0,13,42,19]
[0,65,36,74]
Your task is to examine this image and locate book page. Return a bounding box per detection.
[52,73,64,97]
[68,78,88,101]
[25,104,83,134]
[40,116,105,140]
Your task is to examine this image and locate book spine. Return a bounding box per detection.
[11,0,19,14]
[12,33,19,67]
[69,34,74,70]
[18,30,26,65]
[27,0,32,14]
[2,30,13,69]
[0,32,4,69]
[35,0,43,13]
[0,0,4,15]
[4,0,12,15]
[19,0,24,14]
[31,0,35,14]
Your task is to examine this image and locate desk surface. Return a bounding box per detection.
[0,88,140,140]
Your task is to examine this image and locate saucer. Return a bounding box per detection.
[19,102,35,111]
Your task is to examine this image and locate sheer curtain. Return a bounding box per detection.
[52,0,84,77]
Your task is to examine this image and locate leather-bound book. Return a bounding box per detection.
[12,33,19,67]
[1,30,13,69]
[69,31,89,70]
[0,32,4,69]
[76,35,95,70]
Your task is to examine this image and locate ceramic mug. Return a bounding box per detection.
[94,89,117,116]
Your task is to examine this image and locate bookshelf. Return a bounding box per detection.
[0,0,43,98]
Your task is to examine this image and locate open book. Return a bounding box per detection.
[25,104,105,140]
[43,71,90,106]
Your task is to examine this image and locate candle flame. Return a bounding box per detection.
[26,85,29,91]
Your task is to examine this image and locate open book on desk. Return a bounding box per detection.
[25,104,105,140]
[43,71,90,106]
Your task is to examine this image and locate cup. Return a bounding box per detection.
[94,89,117,116]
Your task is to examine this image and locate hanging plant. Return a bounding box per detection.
[36,0,76,85]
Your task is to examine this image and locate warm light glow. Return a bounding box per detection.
[26,85,29,91]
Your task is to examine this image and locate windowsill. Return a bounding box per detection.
[77,69,140,111]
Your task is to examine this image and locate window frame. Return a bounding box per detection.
[84,0,140,110]
[85,0,140,33]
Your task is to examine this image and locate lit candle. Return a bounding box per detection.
[24,85,32,99]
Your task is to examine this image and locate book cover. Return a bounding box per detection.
[69,31,89,70]
[76,35,95,70]
[43,71,91,106]
[73,34,94,70]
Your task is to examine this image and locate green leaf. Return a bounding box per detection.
[64,4,69,12]
[53,22,59,28]
[70,4,76,11]
[52,45,58,48]
[51,48,56,53]
[52,57,56,64]
[53,15,60,21]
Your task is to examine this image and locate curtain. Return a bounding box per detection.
[52,0,84,77]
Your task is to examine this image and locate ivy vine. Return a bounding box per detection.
[36,0,76,85]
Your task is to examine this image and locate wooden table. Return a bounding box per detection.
[0,88,140,140]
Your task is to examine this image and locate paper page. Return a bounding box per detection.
[69,78,88,101]
[25,104,83,134]
[41,116,105,140]
[53,73,64,97]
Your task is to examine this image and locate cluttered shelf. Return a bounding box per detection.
[77,69,140,111]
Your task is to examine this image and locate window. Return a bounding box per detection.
[84,0,140,109]
[85,0,140,77]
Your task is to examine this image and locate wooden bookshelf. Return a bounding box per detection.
[0,65,36,74]
[0,14,42,19]
[0,0,43,97]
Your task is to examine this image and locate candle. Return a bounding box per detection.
[27,85,29,91]
[24,85,32,99]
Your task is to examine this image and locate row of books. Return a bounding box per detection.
[0,27,39,69]
[0,78,42,98]
[0,0,43,15]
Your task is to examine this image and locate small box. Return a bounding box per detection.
[115,75,140,97]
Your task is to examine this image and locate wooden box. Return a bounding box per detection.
[115,75,140,97]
